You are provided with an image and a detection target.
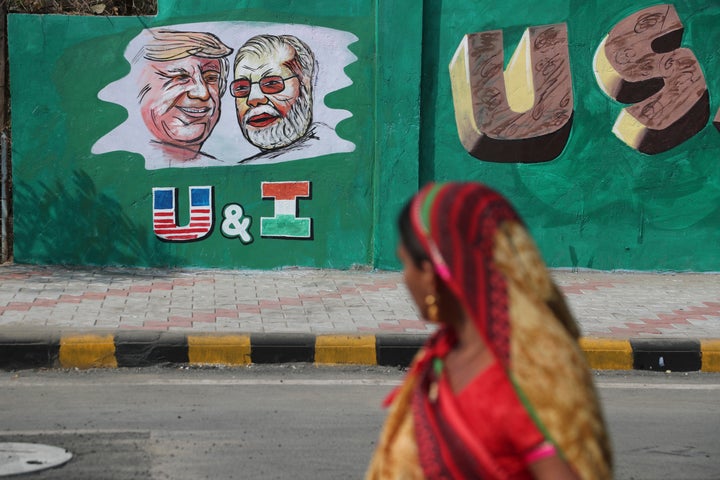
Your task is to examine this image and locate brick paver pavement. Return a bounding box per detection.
[1,264,718,340]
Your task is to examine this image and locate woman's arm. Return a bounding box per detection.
[526,442,580,480]
[529,454,581,480]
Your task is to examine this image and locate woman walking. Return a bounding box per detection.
[366,182,612,479]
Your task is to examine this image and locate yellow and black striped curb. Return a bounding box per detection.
[0,332,719,372]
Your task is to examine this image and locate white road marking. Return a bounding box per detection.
[2,378,720,389]
[0,378,403,387]
[597,382,720,390]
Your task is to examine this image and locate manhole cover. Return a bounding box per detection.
[0,443,72,477]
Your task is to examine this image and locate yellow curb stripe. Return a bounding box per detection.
[579,338,632,370]
[315,335,377,365]
[701,339,720,372]
[188,335,251,366]
[59,334,118,369]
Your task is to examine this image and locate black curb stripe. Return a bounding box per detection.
[0,334,716,371]
[375,334,425,367]
[0,332,59,369]
[630,338,702,372]
[249,333,315,364]
[114,331,189,367]
[0,343,59,369]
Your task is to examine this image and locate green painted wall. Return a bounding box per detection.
[417,0,720,272]
[8,0,720,271]
[9,0,378,269]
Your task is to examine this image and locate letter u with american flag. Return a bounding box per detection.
[152,186,214,241]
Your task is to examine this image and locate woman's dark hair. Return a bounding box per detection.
[398,199,430,267]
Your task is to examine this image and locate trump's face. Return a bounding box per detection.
[231,44,311,150]
[139,56,223,148]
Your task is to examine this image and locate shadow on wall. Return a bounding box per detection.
[14,170,180,267]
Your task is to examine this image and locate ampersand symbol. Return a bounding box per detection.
[221,204,253,244]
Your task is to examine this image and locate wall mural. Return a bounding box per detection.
[92,23,355,245]
[152,186,214,241]
[594,4,709,154]
[8,1,719,271]
[93,22,357,169]
[449,24,573,163]
[151,181,311,244]
[260,181,312,239]
[449,4,719,163]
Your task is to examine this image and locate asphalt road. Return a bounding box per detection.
[1,366,719,479]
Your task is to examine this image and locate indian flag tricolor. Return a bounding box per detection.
[261,181,312,239]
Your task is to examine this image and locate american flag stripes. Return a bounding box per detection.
[152,186,214,241]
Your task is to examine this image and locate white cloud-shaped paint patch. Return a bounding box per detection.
[92,21,357,170]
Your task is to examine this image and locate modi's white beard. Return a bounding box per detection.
[241,93,312,151]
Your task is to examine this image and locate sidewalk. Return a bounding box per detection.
[0,264,719,371]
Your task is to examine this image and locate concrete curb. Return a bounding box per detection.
[0,332,718,372]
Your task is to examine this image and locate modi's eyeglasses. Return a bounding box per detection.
[229,75,297,98]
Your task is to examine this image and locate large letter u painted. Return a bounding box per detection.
[152,186,214,242]
[449,24,574,163]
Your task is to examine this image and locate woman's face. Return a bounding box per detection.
[397,242,432,318]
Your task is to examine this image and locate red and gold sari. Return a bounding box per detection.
[366,182,612,479]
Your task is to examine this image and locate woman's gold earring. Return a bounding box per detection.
[425,294,439,323]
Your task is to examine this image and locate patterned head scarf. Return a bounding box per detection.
[406,181,612,479]
[410,182,526,365]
